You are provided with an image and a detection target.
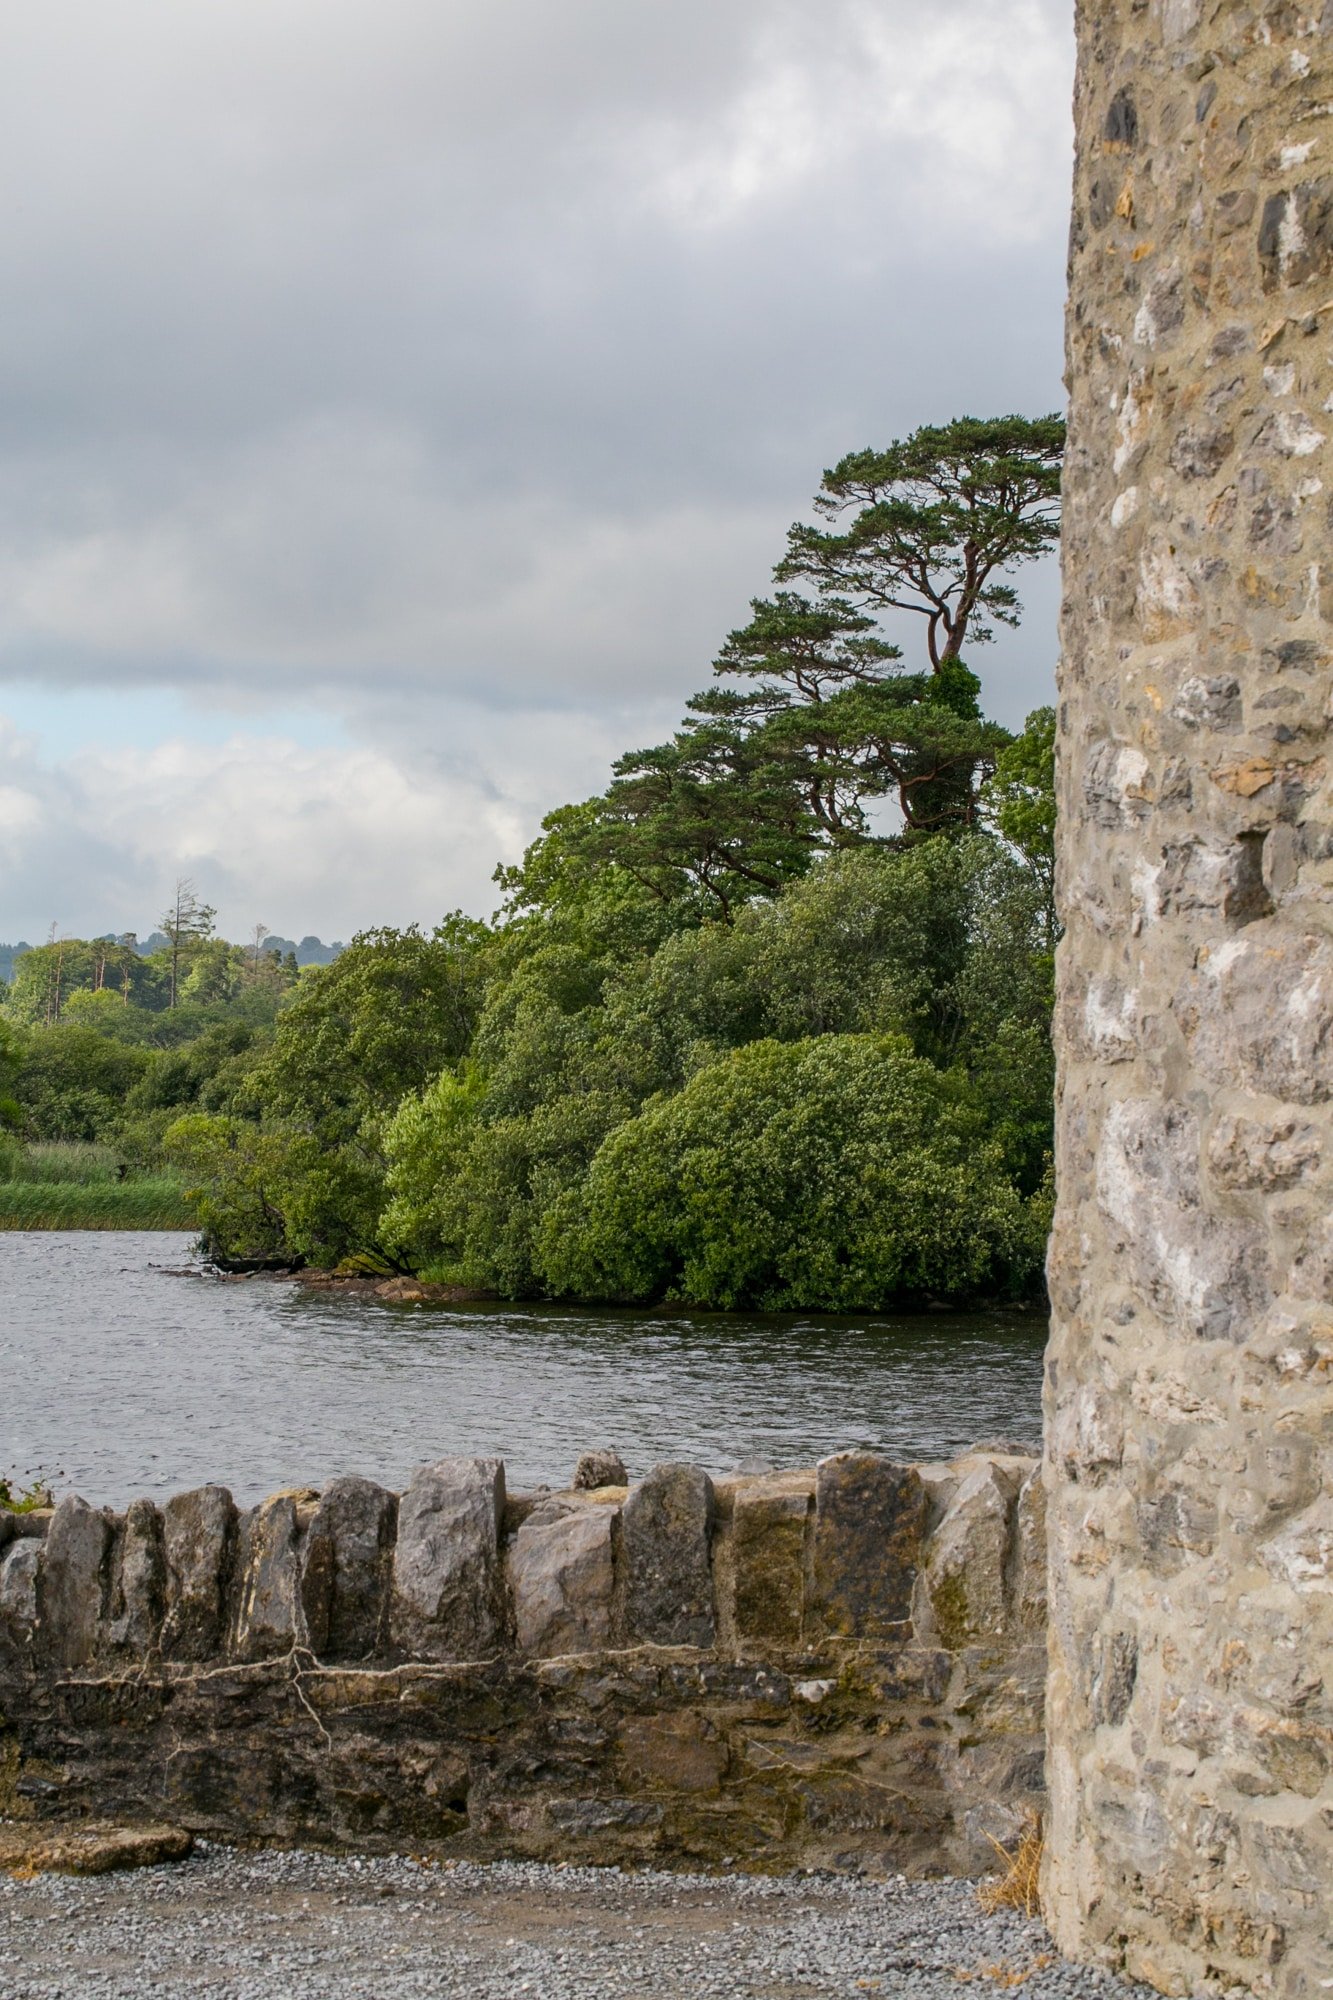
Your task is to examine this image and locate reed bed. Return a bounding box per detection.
[9,1141,126,1185]
[0,1177,193,1230]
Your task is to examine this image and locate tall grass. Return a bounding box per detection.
[0,1137,194,1228]
[7,1141,125,1185]
[0,1178,193,1230]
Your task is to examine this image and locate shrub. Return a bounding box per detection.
[536,1034,1035,1310]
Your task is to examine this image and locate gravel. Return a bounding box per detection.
[0,1841,1157,2000]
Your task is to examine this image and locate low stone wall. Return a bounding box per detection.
[0,1447,1045,1876]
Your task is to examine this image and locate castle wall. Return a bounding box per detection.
[1048,4,1333,1991]
[0,1448,1045,1875]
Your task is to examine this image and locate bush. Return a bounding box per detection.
[537,1035,1035,1310]
[164,1113,385,1267]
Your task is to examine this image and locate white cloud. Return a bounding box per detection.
[0,699,664,940]
[627,1,1071,242]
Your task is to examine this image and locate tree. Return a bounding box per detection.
[983,706,1057,946]
[577,715,818,920]
[242,920,488,1142]
[172,921,494,1266]
[777,415,1065,673]
[0,1020,21,1134]
[164,1115,310,1266]
[377,837,1056,1293]
[2,937,95,1027]
[579,615,1009,913]
[116,936,139,1003]
[9,1026,152,1141]
[691,593,904,846]
[493,801,675,929]
[753,655,1010,838]
[160,879,218,1009]
[246,924,272,978]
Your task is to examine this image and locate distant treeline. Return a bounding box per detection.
[0,933,342,985]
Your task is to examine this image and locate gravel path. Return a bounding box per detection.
[0,1842,1155,2000]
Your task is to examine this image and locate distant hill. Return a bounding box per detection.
[131,932,343,966]
[0,932,344,984]
[254,935,346,967]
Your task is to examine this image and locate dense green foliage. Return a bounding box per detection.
[0,926,303,1223]
[375,833,1054,1305]
[538,1036,1036,1310]
[4,412,1063,1303]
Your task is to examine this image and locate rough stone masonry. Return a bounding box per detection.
[1048,2,1333,1993]
[0,1448,1046,1880]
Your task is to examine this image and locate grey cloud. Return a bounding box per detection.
[0,0,1073,928]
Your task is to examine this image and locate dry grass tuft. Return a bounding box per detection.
[952,1956,1054,1988]
[977,1811,1044,1919]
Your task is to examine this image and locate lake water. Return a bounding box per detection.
[1,1232,1048,1508]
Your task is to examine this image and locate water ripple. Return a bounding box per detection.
[1,1233,1047,1506]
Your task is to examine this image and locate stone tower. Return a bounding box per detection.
[1048,2,1333,1993]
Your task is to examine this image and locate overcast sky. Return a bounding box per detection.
[0,0,1074,943]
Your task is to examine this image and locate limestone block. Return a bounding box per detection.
[0,1507,48,1562]
[810,1452,927,1639]
[511,1496,617,1657]
[924,1460,1019,1649]
[1207,1110,1321,1191]
[864,1647,953,1705]
[1050,1385,1124,1483]
[1180,928,1333,1106]
[1074,974,1141,1064]
[1235,1709,1332,1801]
[953,1644,1047,1739]
[0,1538,41,1661]
[232,1491,314,1662]
[1243,1810,1331,1909]
[390,1456,506,1660]
[7,1509,52,1541]
[1089,1630,1139,1729]
[573,1449,627,1491]
[1095,1096,1268,1341]
[1136,1482,1218,1574]
[300,1476,397,1662]
[620,1463,715,1649]
[1226,1431,1322,1538]
[915,1462,960,1534]
[1258,1496,1333,1597]
[617,1711,727,1793]
[731,1473,811,1647]
[105,1500,166,1656]
[161,1484,238,1662]
[1013,1467,1047,1637]
[37,1496,113,1668]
